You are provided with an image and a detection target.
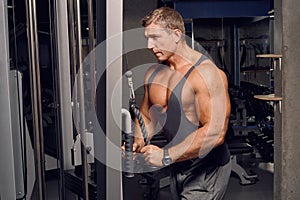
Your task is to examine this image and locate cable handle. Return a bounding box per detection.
[125,70,149,145]
[131,105,150,145]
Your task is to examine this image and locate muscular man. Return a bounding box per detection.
[133,7,231,200]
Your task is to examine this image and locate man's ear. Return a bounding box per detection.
[173,29,182,43]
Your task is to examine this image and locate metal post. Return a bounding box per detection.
[95,0,107,199]
[67,0,79,131]
[75,0,89,199]
[277,0,300,199]
[10,70,26,199]
[54,0,76,199]
[234,25,240,86]
[87,0,96,124]
[87,0,95,52]
[273,0,282,197]
[107,0,123,199]
[0,0,17,198]
[25,0,46,199]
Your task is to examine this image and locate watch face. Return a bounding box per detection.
[163,157,172,166]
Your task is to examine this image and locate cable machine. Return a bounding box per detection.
[1,0,123,199]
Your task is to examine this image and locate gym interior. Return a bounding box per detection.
[1,0,300,199]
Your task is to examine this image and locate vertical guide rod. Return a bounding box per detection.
[25,0,46,199]
[87,0,96,116]
[47,1,64,199]
[234,25,240,86]
[68,0,79,129]
[55,0,77,199]
[87,0,95,52]
[75,0,90,199]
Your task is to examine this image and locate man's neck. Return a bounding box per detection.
[167,44,202,71]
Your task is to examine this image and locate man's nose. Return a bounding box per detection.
[147,39,154,49]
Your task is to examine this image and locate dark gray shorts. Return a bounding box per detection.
[170,160,231,200]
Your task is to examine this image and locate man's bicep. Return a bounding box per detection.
[139,83,152,122]
[195,66,229,134]
[195,82,212,126]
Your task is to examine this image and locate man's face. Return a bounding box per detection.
[144,23,177,61]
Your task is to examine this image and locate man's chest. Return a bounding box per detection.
[148,72,196,111]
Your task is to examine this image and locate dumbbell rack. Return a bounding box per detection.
[252,54,282,163]
[255,54,282,94]
[254,54,282,113]
[231,98,260,137]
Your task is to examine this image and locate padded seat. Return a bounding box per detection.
[228,142,253,155]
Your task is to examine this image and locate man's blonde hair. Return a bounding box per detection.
[142,7,185,35]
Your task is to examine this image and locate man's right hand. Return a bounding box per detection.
[121,137,145,159]
[133,137,145,153]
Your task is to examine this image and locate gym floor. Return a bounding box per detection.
[46,154,273,200]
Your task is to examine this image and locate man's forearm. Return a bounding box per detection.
[168,127,224,163]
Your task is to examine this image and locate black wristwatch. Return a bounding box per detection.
[162,148,172,166]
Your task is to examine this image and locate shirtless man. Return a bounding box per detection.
[133,7,231,200]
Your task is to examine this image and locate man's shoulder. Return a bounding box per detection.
[145,63,168,80]
[193,58,219,76]
[191,60,227,85]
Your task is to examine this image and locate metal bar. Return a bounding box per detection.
[56,0,74,172]
[87,0,96,133]
[25,0,46,199]
[10,70,26,199]
[48,0,65,198]
[0,0,17,198]
[106,0,123,199]
[234,25,240,86]
[12,0,19,69]
[87,0,95,52]
[95,0,106,199]
[55,0,81,199]
[75,0,89,199]
[67,0,79,130]
[48,0,63,152]
[10,7,27,196]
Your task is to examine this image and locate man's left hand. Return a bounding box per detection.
[140,145,164,167]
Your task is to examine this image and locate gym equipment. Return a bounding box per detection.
[122,108,135,178]
[9,70,27,199]
[123,71,170,200]
[228,142,258,185]
[227,81,275,186]
[71,132,95,167]
[247,121,275,163]
[123,70,151,178]
[231,97,259,137]
[125,71,150,145]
